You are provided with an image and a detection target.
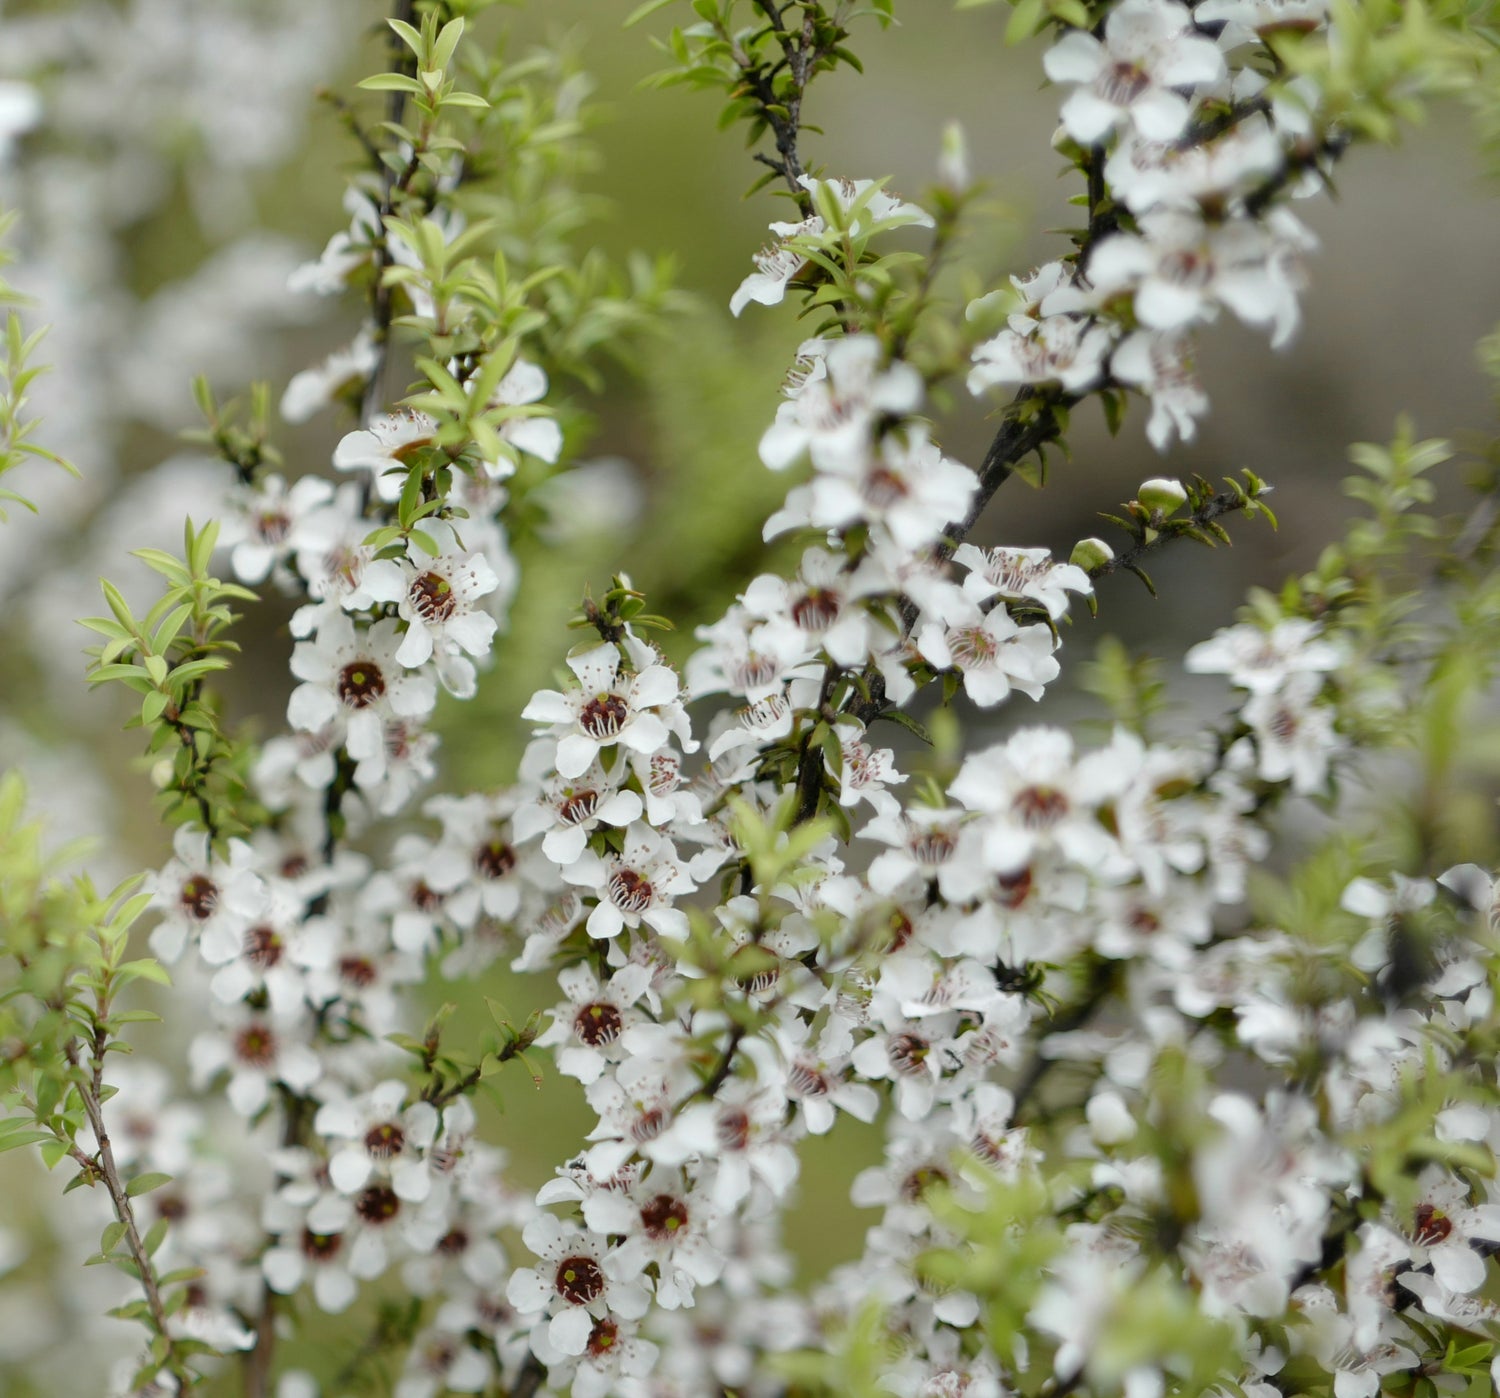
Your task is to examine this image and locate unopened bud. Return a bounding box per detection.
[150,757,175,790]
[1070,537,1114,572]
[938,122,970,192]
[1138,477,1188,516]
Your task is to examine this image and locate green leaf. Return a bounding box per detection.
[125,1171,171,1198]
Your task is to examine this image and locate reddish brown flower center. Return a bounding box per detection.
[995,866,1035,909]
[608,868,654,915]
[555,1255,605,1305]
[337,661,387,708]
[631,1106,668,1143]
[301,1228,343,1261]
[255,509,291,544]
[364,1121,406,1159]
[863,466,909,508]
[640,1193,690,1241]
[586,1316,620,1360]
[910,827,958,866]
[354,1184,401,1226]
[243,924,284,968]
[339,955,378,988]
[437,1227,470,1257]
[901,1164,951,1202]
[734,653,779,690]
[559,790,601,826]
[888,1032,932,1077]
[578,693,630,740]
[410,881,444,913]
[409,571,457,622]
[1014,785,1069,828]
[574,1001,624,1047]
[791,587,841,632]
[1414,1203,1454,1246]
[716,1108,751,1152]
[787,1061,829,1098]
[234,1023,277,1067]
[154,1192,188,1222]
[179,875,219,921]
[1098,60,1151,105]
[475,837,516,879]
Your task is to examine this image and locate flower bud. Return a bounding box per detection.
[150,757,175,790]
[1070,537,1114,571]
[1138,477,1188,516]
[938,121,970,192]
[1086,1090,1137,1144]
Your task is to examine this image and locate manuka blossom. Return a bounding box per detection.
[522,641,688,779]
[219,472,334,585]
[730,177,932,316]
[390,522,501,689]
[563,822,696,940]
[1042,0,1226,144]
[953,544,1092,619]
[314,1080,441,1203]
[287,615,437,784]
[916,603,1061,707]
[758,335,923,474]
[506,1214,651,1357]
[968,313,1115,395]
[332,408,440,502]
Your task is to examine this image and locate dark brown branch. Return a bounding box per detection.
[1089,487,1253,585]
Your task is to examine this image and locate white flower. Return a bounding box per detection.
[391,522,501,688]
[288,614,437,785]
[146,825,267,966]
[219,473,334,585]
[1110,328,1210,450]
[1087,208,1316,350]
[759,336,923,474]
[563,822,696,941]
[289,484,408,628]
[395,1330,490,1398]
[333,408,439,502]
[916,605,1060,708]
[523,642,685,778]
[809,426,980,555]
[1186,618,1344,693]
[534,961,655,1085]
[954,544,1092,619]
[488,358,562,467]
[593,1169,727,1310]
[968,314,1115,395]
[289,188,380,296]
[315,1080,441,1203]
[730,178,932,316]
[189,1007,322,1116]
[1241,672,1338,793]
[1399,1164,1500,1294]
[506,1215,649,1357]
[281,329,379,422]
[208,886,338,1017]
[1043,0,1226,145]
[741,546,887,670]
[262,1181,362,1315]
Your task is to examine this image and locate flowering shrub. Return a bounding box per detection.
[3,2,1500,1397]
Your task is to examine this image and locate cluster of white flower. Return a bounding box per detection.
[969,0,1334,450]
[16,4,1500,1396]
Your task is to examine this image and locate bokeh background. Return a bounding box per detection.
[0,0,1498,1388]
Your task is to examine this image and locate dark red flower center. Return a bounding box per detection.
[555,1255,605,1305]
[337,661,386,708]
[574,1001,624,1047]
[640,1193,690,1241]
